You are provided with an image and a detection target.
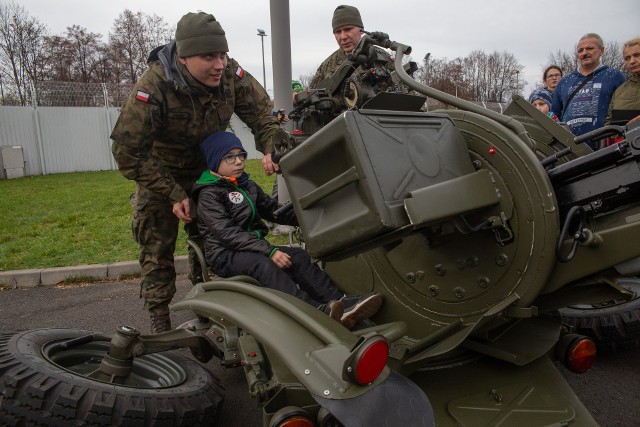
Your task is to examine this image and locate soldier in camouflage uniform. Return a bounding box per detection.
[309,5,365,89]
[111,12,281,333]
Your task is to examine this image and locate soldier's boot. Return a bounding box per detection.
[149,307,171,334]
[150,314,172,334]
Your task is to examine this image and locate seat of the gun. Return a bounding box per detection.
[186,238,262,287]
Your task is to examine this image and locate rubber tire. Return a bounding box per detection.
[560,277,640,352]
[0,328,224,426]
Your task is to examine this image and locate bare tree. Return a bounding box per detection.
[546,48,577,77]
[64,25,103,83]
[144,13,173,53]
[419,56,463,98]
[43,35,74,81]
[0,0,48,105]
[602,40,624,71]
[109,10,173,84]
[419,50,524,103]
[109,10,148,83]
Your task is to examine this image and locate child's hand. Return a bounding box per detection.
[271,249,292,269]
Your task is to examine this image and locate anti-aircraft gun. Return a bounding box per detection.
[286,31,419,142]
[1,32,639,427]
[267,33,640,425]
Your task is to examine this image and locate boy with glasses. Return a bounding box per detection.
[192,131,382,329]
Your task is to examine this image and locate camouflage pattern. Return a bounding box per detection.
[309,49,348,89]
[309,46,394,92]
[130,186,202,314]
[111,41,280,313]
[112,42,280,204]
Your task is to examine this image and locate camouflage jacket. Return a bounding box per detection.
[309,48,348,89]
[309,44,396,92]
[605,74,640,124]
[111,41,279,204]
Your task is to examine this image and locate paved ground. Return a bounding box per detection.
[1,275,638,426]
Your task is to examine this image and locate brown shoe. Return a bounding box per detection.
[318,300,344,321]
[340,293,382,329]
[150,314,172,334]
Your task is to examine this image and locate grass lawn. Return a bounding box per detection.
[0,160,285,271]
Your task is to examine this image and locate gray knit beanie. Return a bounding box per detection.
[176,12,228,57]
[332,5,363,31]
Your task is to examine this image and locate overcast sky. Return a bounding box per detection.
[16,0,640,99]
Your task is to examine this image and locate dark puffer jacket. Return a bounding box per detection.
[192,171,297,268]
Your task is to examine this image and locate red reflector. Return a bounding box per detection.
[277,416,315,427]
[292,129,304,135]
[354,339,389,385]
[568,338,596,373]
[488,147,497,156]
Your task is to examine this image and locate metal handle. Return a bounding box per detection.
[556,206,587,263]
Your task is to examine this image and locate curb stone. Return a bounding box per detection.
[0,256,188,288]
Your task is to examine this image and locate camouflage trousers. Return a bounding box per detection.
[131,185,203,315]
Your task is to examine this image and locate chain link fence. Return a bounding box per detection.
[31,81,134,108]
[16,81,508,111]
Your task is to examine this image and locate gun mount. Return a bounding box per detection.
[287,31,418,144]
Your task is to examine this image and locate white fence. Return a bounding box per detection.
[0,106,261,179]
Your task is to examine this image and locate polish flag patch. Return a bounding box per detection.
[135,91,150,102]
[236,67,245,78]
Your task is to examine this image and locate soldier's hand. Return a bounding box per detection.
[262,153,279,176]
[270,249,292,269]
[172,198,192,223]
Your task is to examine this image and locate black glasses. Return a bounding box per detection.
[222,151,248,164]
[546,73,562,79]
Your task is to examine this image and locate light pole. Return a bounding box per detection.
[257,29,267,90]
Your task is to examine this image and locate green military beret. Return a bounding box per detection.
[176,12,229,57]
[332,5,363,31]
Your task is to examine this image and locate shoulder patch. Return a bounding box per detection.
[135,91,150,102]
[236,67,245,78]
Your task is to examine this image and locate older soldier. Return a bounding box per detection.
[111,12,280,333]
[309,5,365,89]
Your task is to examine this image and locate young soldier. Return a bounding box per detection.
[111,12,281,333]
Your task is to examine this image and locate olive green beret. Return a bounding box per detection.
[176,12,228,57]
[332,5,363,31]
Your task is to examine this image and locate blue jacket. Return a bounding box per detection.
[551,64,625,149]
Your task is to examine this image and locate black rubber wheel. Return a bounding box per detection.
[0,328,224,426]
[560,277,640,351]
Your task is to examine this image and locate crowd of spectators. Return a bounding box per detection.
[530,33,638,150]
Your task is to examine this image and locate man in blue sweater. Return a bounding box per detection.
[551,33,625,150]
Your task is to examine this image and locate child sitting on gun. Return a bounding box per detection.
[192,131,382,328]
